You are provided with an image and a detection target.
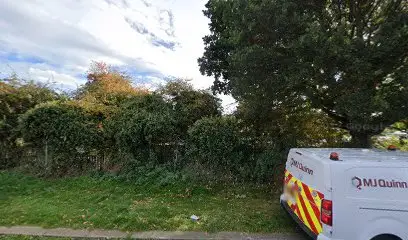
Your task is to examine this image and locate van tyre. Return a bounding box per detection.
[371,234,402,240]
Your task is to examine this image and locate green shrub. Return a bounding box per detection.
[20,102,103,176]
[104,95,182,176]
[251,149,286,183]
[187,116,246,174]
[0,80,59,169]
[186,116,287,183]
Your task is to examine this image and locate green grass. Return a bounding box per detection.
[0,236,70,240]
[0,171,296,233]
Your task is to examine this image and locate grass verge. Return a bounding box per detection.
[0,171,296,233]
[0,236,70,240]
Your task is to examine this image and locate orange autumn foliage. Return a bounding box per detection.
[71,61,150,118]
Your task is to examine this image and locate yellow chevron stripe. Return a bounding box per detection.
[294,181,312,230]
[284,170,324,234]
[311,188,323,231]
[312,190,323,229]
[300,187,322,233]
[287,198,294,206]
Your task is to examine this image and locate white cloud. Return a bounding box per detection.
[28,68,84,89]
[0,0,236,110]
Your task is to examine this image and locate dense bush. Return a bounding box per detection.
[104,95,182,177]
[20,102,103,176]
[104,91,223,179]
[187,116,244,169]
[186,116,283,183]
[1,63,352,184]
[0,79,59,169]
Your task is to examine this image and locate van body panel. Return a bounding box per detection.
[282,149,331,237]
[331,165,408,240]
[281,148,408,240]
[358,217,407,240]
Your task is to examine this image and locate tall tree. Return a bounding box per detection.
[199,0,408,147]
[73,61,148,118]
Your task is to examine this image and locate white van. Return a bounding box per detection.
[280,148,408,240]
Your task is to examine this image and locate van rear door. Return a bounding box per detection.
[283,148,330,236]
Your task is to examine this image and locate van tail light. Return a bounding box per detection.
[321,199,333,226]
[329,152,339,160]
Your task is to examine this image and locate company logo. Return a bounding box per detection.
[352,176,408,190]
[290,158,313,175]
[352,177,362,189]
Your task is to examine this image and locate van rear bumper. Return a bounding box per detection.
[316,235,333,240]
[280,195,318,240]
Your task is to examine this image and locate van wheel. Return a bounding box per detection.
[371,234,402,240]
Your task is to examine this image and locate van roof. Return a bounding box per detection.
[294,148,408,162]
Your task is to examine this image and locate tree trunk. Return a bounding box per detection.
[349,131,373,148]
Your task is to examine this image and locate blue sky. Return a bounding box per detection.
[0,0,236,110]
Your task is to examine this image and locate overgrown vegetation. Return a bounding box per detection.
[0,77,59,169]
[0,171,296,233]
[1,0,407,186]
[0,61,345,183]
[0,1,407,235]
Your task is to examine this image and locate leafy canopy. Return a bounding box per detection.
[20,102,102,153]
[199,0,408,146]
[74,61,149,118]
[0,78,58,144]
